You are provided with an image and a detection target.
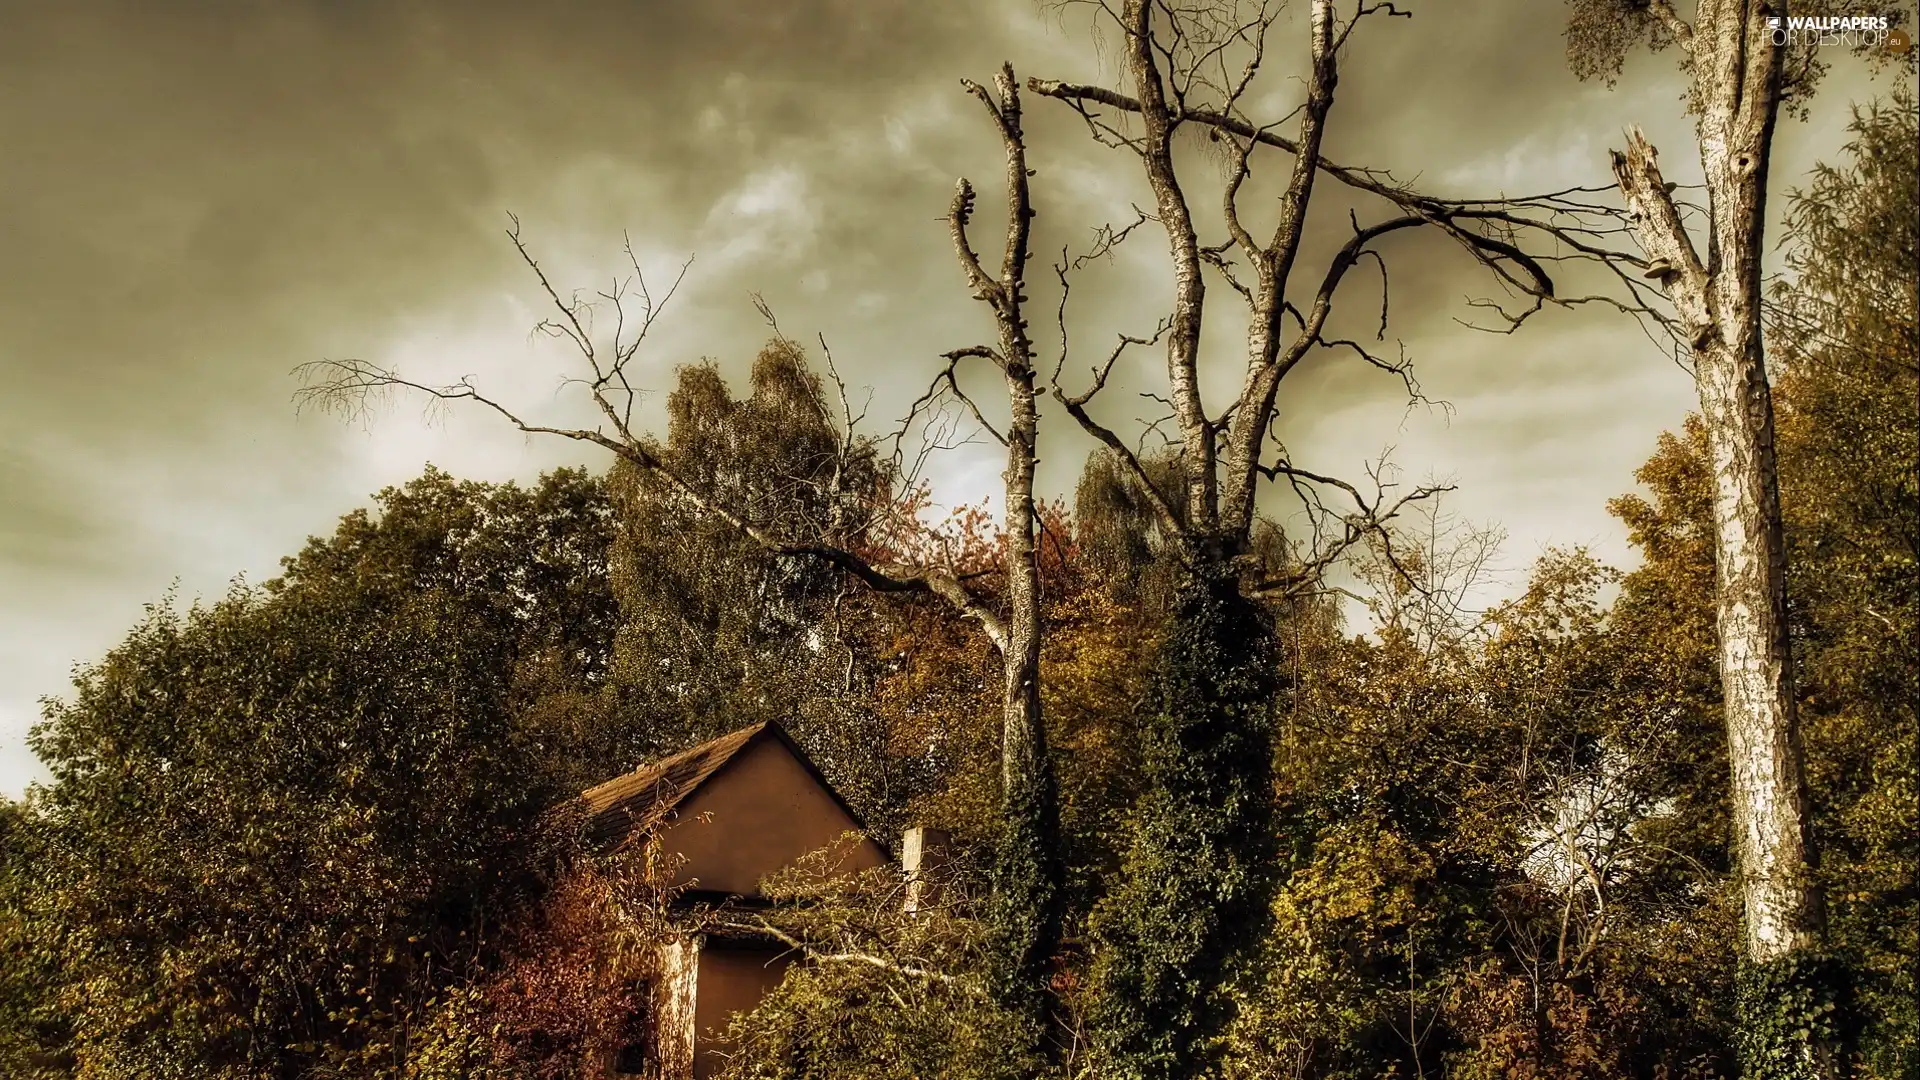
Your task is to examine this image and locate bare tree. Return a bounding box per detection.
[1020,3,1642,1074]
[939,63,1066,1069]
[1035,0,1441,572]
[296,233,1002,630]
[1029,0,1674,592]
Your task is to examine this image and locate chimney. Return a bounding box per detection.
[901,826,952,916]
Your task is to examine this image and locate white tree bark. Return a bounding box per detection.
[1607,0,1822,964]
[650,936,699,1080]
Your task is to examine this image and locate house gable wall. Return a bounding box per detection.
[658,735,887,897]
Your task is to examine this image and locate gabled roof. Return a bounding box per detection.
[576,721,874,854]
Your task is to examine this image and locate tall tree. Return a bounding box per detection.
[1026,4,1598,1074]
[601,342,917,828]
[1567,3,1913,1073]
[942,64,1066,1071]
[1578,0,1817,995]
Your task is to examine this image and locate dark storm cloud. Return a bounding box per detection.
[0,0,1006,423]
[0,0,1903,792]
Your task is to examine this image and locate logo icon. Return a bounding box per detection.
[1889,27,1914,54]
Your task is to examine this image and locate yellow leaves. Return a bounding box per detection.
[1287,821,1436,932]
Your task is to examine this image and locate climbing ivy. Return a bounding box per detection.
[1083,560,1278,1080]
[987,740,1064,1077]
[1735,951,1856,1080]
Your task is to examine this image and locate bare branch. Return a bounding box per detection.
[1248,458,1455,602]
[947,179,1005,311]
[1609,128,1713,347]
[927,348,1012,446]
[716,918,980,991]
[297,227,1016,652]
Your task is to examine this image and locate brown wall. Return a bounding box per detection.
[660,736,887,897]
[691,944,792,1080]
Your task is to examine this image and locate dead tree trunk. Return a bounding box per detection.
[945,64,1066,1072]
[1029,4,1452,1076]
[1601,2,1833,1074]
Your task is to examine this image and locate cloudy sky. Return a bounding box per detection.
[1,0,1905,794]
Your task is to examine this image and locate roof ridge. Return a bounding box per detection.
[576,720,775,851]
[579,720,770,804]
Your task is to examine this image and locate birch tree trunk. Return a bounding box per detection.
[1611,0,1821,965]
[1605,1,1835,1073]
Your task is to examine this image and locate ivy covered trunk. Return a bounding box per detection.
[985,257,1064,1075]
[1084,553,1277,1080]
[989,646,1062,1077]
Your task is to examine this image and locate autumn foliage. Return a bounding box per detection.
[1,95,1913,1080]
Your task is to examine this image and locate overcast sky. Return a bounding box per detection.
[1,0,1905,795]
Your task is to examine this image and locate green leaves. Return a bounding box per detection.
[1083,562,1277,1080]
[20,468,621,1078]
[1735,952,1854,1080]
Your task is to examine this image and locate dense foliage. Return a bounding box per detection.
[2,98,1912,1080]
[1082,565,1277,1080]
[1769,92,1919,1078]
[12,467,620,1079]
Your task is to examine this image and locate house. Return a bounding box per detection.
[574,721,943,1080]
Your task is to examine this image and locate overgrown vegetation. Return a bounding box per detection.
[1,80,1911,1080]
[1081,566,1277,1080]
